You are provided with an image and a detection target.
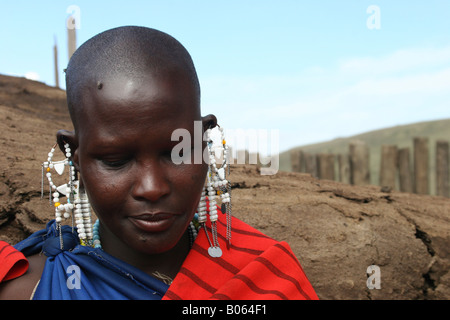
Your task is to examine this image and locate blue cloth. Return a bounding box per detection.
[14,220,169,300]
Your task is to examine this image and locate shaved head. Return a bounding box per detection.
[65,26,201,131]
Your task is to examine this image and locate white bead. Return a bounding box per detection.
[63,212,70,218]
[46,172,52,178]
[66,153,71,158]
[218,168,225,180]
[52,192,59,197]
[55,217,62,223]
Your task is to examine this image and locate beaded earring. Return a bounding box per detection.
[42,142,93,247]
[73,184,93,246]
[196,125,232,258]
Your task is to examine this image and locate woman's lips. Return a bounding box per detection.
[128,213,176,233]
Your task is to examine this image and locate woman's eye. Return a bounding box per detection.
[101,159,129,168]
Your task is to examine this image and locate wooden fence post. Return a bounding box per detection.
[414,137,429,195]
[436,140,449,197]
[53,37,59,88]
[379,145,398,190]
[249,152,260,166]
[67,16,77,60]
[398,148,413,193]
[338,154,350,184]
[317,154,335,180]
[304,152,317,178]
[290,150,303,172]
[349,141,370,185]
[235,150,246,164]
[227,145,234,164]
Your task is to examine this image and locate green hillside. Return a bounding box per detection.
[279,118,450,195]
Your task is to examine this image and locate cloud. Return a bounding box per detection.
[338,46,450,77]
[24,71,40,81]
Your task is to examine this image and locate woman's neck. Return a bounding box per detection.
[98,222,191,282]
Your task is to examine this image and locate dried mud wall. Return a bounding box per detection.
[1,75,449,299]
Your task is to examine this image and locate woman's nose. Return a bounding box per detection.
[131,163,170,202]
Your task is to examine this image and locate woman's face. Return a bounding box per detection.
[71,71,209,255]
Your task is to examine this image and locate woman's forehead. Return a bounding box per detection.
[77,105,197,151]
[75,72,200,138]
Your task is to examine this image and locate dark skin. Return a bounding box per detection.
[0,67,217,299]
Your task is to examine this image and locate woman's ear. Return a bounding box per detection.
[56,129,79,171]
[202,114,218,131]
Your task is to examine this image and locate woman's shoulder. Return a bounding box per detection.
[223,215,281,250]
[0,253,46,300]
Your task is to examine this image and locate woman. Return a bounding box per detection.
[0,26,317,300]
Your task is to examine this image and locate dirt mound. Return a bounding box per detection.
[0,74,449,299]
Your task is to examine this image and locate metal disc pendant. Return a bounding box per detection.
[208,246,222,258]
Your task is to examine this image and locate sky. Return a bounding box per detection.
[1,1,450,154]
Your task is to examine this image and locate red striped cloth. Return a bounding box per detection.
[0,240,29,283]
[163,212,318,300]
